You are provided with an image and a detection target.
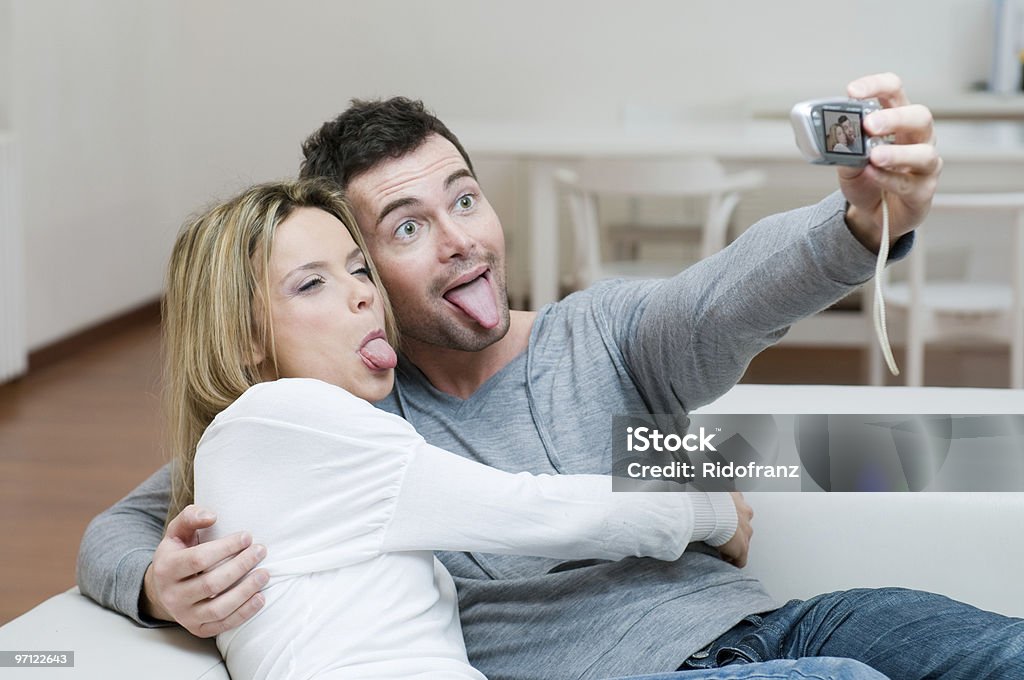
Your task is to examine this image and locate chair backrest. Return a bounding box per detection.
[900,193,1024,310]
[568,157,738,197]
[564,186,603,287]
[558,157,765,284]
[881,192,1024,388]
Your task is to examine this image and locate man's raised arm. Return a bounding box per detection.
[626,73,938,413]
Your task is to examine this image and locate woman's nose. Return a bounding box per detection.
[350,278,377,312]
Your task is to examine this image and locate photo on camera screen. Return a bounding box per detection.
[822,109,864,155]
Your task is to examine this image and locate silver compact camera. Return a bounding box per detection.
[790,98,885,167]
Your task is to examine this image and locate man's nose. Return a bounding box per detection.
[435,213,476,260]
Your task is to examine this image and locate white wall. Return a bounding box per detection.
[0,0,10,130]
[8,0,993,348]
[11,0,184,347]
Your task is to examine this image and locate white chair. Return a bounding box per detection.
[557,157,764,289]
[869,193,1024,388]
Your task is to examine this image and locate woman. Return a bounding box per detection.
[828,123,852,153]
[163,178,734,679]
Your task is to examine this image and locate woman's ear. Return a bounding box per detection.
[249,339,275,383]
[249,340,266,367]
[249,280,273,377]
[249,325,281,381]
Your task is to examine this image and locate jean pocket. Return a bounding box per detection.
[715,644,758,666]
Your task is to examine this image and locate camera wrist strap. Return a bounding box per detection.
[873,191,900,376]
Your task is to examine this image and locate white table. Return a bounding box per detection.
[453,120,1024,309]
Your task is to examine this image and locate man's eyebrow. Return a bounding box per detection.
[376,197,419,228]
[374,169,475,227]
[444,168,475,191]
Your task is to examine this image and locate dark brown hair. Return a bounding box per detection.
[299,97,475,188]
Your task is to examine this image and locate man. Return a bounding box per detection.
[78,74,1023,678]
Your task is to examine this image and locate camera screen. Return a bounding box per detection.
[821,108,864,155]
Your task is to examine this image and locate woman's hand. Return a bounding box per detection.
[717,491,753,568]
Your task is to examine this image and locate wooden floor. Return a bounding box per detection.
[0,316,1013,625]
[0,321,166,625]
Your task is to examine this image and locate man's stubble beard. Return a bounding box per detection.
[393,253,512,353]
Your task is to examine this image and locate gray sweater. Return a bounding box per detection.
[77,191,911,679]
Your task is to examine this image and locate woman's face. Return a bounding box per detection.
[835,124,848,145]
[259,207,397,402]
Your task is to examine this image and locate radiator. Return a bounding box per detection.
[0,135,26,383]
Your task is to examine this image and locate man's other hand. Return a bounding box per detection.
[141,504,268,638]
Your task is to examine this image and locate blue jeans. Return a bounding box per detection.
[641,587,1024,679]
[614,657,885,679]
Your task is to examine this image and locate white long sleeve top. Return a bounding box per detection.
[194,378,733,679]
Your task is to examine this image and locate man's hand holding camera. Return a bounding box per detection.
[839,72,942,253]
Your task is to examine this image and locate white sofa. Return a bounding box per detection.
[2,385,1023,679]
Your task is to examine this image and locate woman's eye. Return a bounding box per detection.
[298,276,325,293]
[351,266,372,279]
[457,194,475,210]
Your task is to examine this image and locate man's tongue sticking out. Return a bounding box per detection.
[444,275,500,329]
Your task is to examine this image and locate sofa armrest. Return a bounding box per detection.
[745,492,1024,618]
[698,384,1024,618]
[0,588,226,679]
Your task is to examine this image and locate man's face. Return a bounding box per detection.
[347,134,510,353]
[842,119,856,141]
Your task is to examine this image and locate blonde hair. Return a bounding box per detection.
[827,123,847,151]
[162,178,396,526]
